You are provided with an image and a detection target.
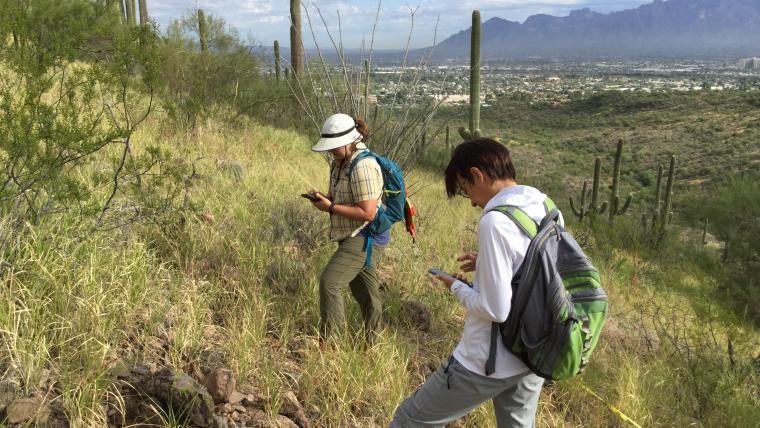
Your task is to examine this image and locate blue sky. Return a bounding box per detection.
[148,1,652,49]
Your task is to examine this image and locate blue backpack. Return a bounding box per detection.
[348,150,413,266]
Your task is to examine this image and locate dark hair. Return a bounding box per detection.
[354,117,370,142]
[444,138,517,198]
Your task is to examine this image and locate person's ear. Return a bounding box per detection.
[469,167,484,185]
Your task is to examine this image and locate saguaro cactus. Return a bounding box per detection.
[660,155,676,231]
[130,0,138,25]
[138,0,148,27]
[118,0,126,22]
[569,157,608,221]
[702,217,709,245]
[459,10,482,141]
[198,9,208,53]
[273,40,281,81]
[125,0,135,25]
[644,155,676,242]
[290,0,304,77]
[445,124,451,150]
[608,139,633,223]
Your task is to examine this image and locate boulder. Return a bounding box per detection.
[7,397,48,425]
[204,368,236,404]
[279,391,309,428]
[149,368,216,427]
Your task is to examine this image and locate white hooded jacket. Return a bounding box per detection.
[451,185,564,379]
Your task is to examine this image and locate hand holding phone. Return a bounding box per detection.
[427,268,457,281]
[301,193,320,202]
[428,268,472,288]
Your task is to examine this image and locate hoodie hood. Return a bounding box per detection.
[485,185,547,210]
[483,185,554,224]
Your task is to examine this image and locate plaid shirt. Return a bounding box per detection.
[329,149,383,242]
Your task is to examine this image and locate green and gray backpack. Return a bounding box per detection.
[484,198,608,380]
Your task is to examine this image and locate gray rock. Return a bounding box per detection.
[136,367,215,427]
[7,397,48,425]
[213,414,229,428]
[276,415,299,428]
[204,368,236,404]
[229,390,246,404]
[279,391,309,428]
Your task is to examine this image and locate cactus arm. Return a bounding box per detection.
[569,197,583,219]
[619,193,633,214]
[458,127,472,141]
[609,139,624,222]
[570,180,589,221]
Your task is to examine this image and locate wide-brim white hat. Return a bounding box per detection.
[312,113,363,152]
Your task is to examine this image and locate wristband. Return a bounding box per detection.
[328,202,336,215]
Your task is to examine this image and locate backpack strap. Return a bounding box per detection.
[543,196,556,215]
[347,149,373,181]
[487,206,538,239]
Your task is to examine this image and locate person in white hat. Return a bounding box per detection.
[305,113,389,342]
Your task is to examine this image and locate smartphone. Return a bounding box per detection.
[427,268,456,280]
[301,193,320,202]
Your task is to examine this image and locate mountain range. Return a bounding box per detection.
[430,0,760,59]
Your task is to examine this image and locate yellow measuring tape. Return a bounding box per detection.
[580,382,643,428]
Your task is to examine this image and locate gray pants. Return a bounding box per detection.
[389,356,544,428]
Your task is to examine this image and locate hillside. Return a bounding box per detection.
[431,0,760,58]
[426,90,760,204]
[2,104,759,426]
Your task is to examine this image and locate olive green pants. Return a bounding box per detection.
[319,234,385,340]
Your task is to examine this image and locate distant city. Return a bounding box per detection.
[367,58,760,106]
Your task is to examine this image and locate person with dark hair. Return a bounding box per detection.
[390,138,562,427]
[306,113,388,341]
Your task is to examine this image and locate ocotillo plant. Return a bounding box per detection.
[608,139,633,223]
[569,157,608,221]
[198,9,208,53]
[364,60,370,121]
[459,10,482,141]
[289,0,304,77]
[273,40,281,81]
[138,0,148,27]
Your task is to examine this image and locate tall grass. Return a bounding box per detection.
[1,109,758,426]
